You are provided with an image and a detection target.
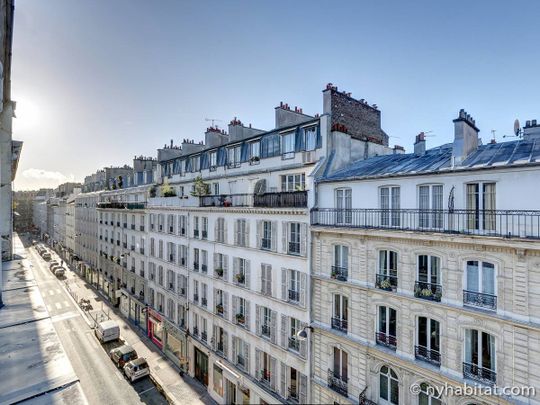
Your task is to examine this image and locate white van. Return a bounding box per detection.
[94,320,120,343]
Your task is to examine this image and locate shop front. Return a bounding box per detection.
[194,347,209,386]
[119,290,129,318]
[147,308,164,349]
[128,294,147,332]
[163,321,187,371]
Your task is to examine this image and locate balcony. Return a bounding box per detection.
[259,369,271,385]
[193,262,199,271]
[288,336,300,352]
[415,345,441,366]
[130,266,135,272]
[214,268,224,278]
[201,297,207,307]
[199,194,252,208]
[116,222,121,227]
[327,369,348,396]
[261,324,271,337]
[287,388,299,403]
[331,317,348,333]
[288,289,299,303]
[201,331,207,342]
[288,241,301,255]
[234,273,245,286]
[193,326,199,337]
[376,332,397,350]
[97,202,147,210]
[202,230,208,239]
[331,266,348,282]
[179,287,185,296]
[139,248,145,255]
[311,208,540,239]
[463,362,496,385]
[375,274,398,292]
[193,294,199,303]
[130,245,135,251]
[201,264,208,273]
[359,388,377,405]
[215,304,224,315]
[415,281,442,302]
[463,290,497,311]
[131,224,135,230]
[193,230,199,238]
[254,191,307,208]
[123,242,127,248]
[123,222,127,228]
[235,313,245,325]
[139,225,145,232]
[261,238,272,250]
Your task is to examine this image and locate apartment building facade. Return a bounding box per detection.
[310,113,540,405]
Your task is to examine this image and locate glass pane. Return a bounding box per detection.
[482,262,495,295]
[390,379,399,404]
[380,374,388,401]
[379,306,386,333]
[389,308,397,336]
[418,317,427,347]
[418,255,428,282]
[466,261,479,292]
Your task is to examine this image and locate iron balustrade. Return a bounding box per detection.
[193,294,199,303]
[261,324,271,337]
[327,369,348,396]
[200,194,252,207]
[193,230,199,238]
[311,208,540,239]
[375,274,398,291]
[288,241,301,255]
[193,262,199,271]
[201,264,208,273]
[261,238,272,250]
[254,191,307,208]
[97,202,147,210]
[376,332,397,349]
[331,265,348,282]
[140,248,145,254]
[201,331,207,341]
[237,355,245,368]
[414,281,442,302]
[331,317,348,333]
[131,245,135,251]
[259,369,271,384]
[463,290,497,310]
[415,345,441,366]
[201,297,207,307]
[131,224,135,230]
[140,225,145,232]
[216,304,224,315]
[287,387,299,403]
[288,289,300,302]
[359,388,377,405]
[116,222,120,227]
[202,231,208,239]
[193,326,199,336]
[123,223,127,228]
[288,336,300,352]
[463,362,496,385]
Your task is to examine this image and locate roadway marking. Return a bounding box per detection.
[51,312,79,323]
[138,386,156,396]
[115,371,124,381]
[55,302,62,310]
[48,290,54,296]
[63,300,70,308]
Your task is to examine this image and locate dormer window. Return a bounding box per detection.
[282,131,295,159]
[250,141,261,165]
[209,151,217,171]
[304,126,317,151]
[228,145,241,168]
[191,155,200,172]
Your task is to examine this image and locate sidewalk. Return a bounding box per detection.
[0,235,87,405]
[59,260,215,405]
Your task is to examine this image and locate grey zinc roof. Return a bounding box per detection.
[321,139,540,182]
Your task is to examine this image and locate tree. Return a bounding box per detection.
[160,178,177,197]
[191,175,210,197]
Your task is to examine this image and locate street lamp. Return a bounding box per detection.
[297,325,313,341]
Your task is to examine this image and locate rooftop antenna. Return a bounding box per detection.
[422,130,436,137]
[205,118,223,127]
[503,119,522,139]
[491,129,496,142]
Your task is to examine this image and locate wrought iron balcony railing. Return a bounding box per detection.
[414,281,442,302]
[288,289,300,302]
[463,290,497,311]
[415,345,441,366]
[254,191,307,208]
[199,194,252,208]
[311,208,540,239]
[375,273,398,291]
[97,202,147,210]
[288,336,300,352]
[261,324,271,337]
[376,332,397,349]
[331,265,348,282]
[331,317,348,333]
[359,387,377,405]
[327,369,348,396]
[463,362,496,385]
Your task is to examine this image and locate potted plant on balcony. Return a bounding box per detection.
[160,179,177,197]
[215,268,223,277]
[149,185,157,198]
[379,278,392,291]
[249,156,260,164]
[191,175,210,197]
[234,273,245,284]
[331,269,337,279]
[235,313,245,324]
[216,304,224,314]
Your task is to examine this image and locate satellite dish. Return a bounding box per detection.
[514,119,521,136]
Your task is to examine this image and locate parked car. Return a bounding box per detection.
[49,261,59,270]
[110,344,137,368]
[54,268,65,277]
[42,252,51,261]
[123,358,150,382]
[95,320,120,343]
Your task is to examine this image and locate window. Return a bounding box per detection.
[261,306,272,337]
[178,215,186,236]
[332,245,348,281]
[193,216,199,238]
[216,218,226,243]
[380,186,400,227]
[464,329,496,384]
[281,131,295,159]
[332,294,348,333]
[212,182,219,195]
[416,317,440,366]
[167,242,175,263]
[335,188,352,224]
[209,151,217,170]
[261,221,272,250]
[214,253,227,279]
[419,185,443,228]
[250,141,260,164]
[228,145,241,168]
[167,214,175,233]
[281,173,305,192]
[158,266,164,286]
[213,365,223,396]
[464,261,496,310]
[261,264,272,296]
[193,248,200,271]
[288,269,300,303]
[467,182,496,231]
[234,258,248,286]
[415,255,441,301]
[288,222,301,255]
[418,383,442,405]
[379,366,399,404]
[191,155,200,172]
[377,306,397,349]
[201,217,208,239]
[178,245,187,266]
[329,347,348,395]
[193,280,199,302]
[158,240,163,259]
[201,283,207,306]
[377,250,398,291]
[235,219,248,247]
[305,126,317,151]
[150,238,155,257]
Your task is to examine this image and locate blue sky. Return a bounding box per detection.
[12,0,540,189]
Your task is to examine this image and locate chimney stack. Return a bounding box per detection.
[452,109,479,164]
[414,132,426,156]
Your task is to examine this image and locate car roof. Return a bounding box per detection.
[116,344,134,354]
[129,357,147,366]
[99,320,119,329]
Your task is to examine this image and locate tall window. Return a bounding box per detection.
[228,145,241,168]
[379,366,399,404]
[415,255,441,301]
[202,217,208,239]
[418,383,442,405]
[330,347,348,393]
[305,126,317,151]
[332,245,348,281]
[193,216,199,238]
[332,294,348,333]
[288,222,301,255]
[236,219,248,247]
[377,306,397,349]
[377,250,398,291]
[261,221,272,250]
[419,184,443,229]
[380,186,400,227]
[282,131,295,159]
[464,329,496,384]
[209,151,217,169]
[261,307,272,337]
[464,261,496,310]
[216,218,225,243]
[288,269,300,303]
[250,141,260,162]
[335,188,352,224]
[416,317,440,366]
[178,215,186,236]
[466,182,496,231]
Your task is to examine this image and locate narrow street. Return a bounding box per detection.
[25,240,167,405]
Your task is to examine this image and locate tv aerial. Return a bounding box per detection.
[205,118,223,127]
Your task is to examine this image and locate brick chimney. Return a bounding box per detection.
[414,132,426,156]
[452,109,479,164]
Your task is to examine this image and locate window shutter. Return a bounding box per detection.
[214,219,219,241]
[299,272,307,308]
[223,255,229,281]
[232,296,238,320]
[299,372,308,404]
[233,257,239,280]
[280,314,288,349]
[234,220,238,245]
[282,222,288,253]
[223,292,229,321]
[232,336,237,361]
[300,223,307,257]
[281,268,288,301]
[212,287,217,308]
[299,322,307,358]
[245,260,251,289]
[212,325,217,350]
[280,362,287,398]
[222,330,228,358]
[223,220,227,243]
[244,342,250,374]
[260,265,266,294]
[245,219,250,247]
[255,304,261,336]
[270,356,277,390]
[271,221,278,252]
[255,349,261,380]
[267,265,272,296]
[256,220,262,249]
[270,310,277,344]
[245,300,250,330]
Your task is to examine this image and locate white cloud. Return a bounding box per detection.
[22,168,75,183]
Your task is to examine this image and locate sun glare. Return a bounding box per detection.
[14,97,42,131]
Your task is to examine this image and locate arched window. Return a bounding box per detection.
[464,329,496,384]
[415,255,441,301]
[377,250,398,291]
[331,294,348,333]
[379,365,399,404]
[418,382,441,405]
